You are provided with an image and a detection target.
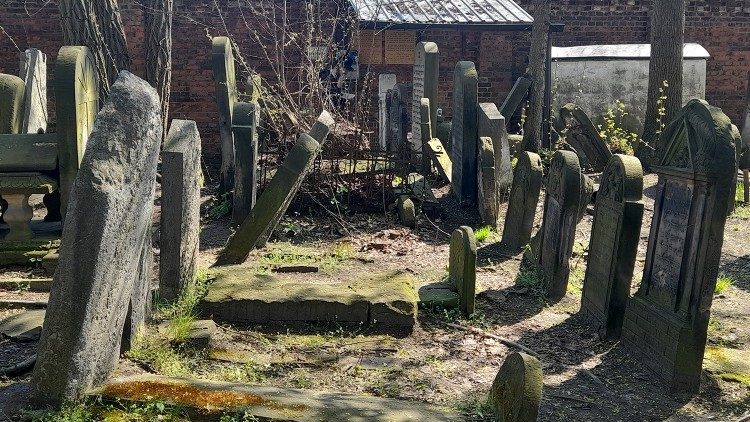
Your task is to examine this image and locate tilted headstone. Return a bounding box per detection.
[412,42,439,152]
[215,111,333,266]
[232,102,259,226]
[449,226,477,315]
[31,71,162,405]
[55,46,100,217]
[477,136,499,227]
[581,154,644,340]
[488,352,543,422]
[560,103,613,172]
[421,99,452,182]
[212,36,238,193]
[160,120,202,301]
[501,152,543,250]
[450,61,479,205]
[622,99,736,393]
[499,76,532,128]
[378,74,396,150]
[538,150,583,300]
[19,48,48,134]
[0,74,25,134]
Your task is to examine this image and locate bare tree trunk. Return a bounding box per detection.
[639,0,685,167]
[521,0,550,153]
[144,0,173,137]
[59,0,131,98]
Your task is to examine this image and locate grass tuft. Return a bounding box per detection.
[715,273,734,294]
[474,226,493,243]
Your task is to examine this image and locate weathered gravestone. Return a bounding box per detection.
[31,71,162,405]
[488,352,543,422]
[477,136,499,227]
[0,74,25,134]
[20,48,48,134]
[55,46,100,217]
[212,36,238,193]
[560,103,613,172]
[581,154,644,340]
[232,102,259,225]
[621,99,736,393]
[501,152,543,250]
[538,150,583,300]
[499,77,532,128]
[160,120,202,301]
[378,74,396,150]
[215,111,333,266]
[449,226,477,315]
[478,102,513,192]
[451,61,479,205]
[421,99,452,182]
[412,42,439,154]
[387,85,409,151]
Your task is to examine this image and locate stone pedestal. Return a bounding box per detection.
[3,194,33,241]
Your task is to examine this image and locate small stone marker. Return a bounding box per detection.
[0,74,25,134]
[581,154,643,340]
[501,152,543,250]
[412,42,439,153]
[232,102,259,225]
[397,195,417,227]
[622,99,736,393]
[160,120,202,301]
[449,226,477,315]
[215,111,333,266]
[488,352,543,422]
[560,103,613,172]
[378,74,397,149]
[450,61,479,205]
[31,71,162,405]
[477,136,499,227]
[19,48,48,134]
[212,36,238,193]
[499,77,532,126]
[538,150,582,300]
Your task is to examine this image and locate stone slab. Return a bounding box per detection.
[450,61,479,205]
[93,375,460,421]
[200,267,417,335]
[19,48,48,134]
[0,309,45,341]
[418,282,459,308]
[0,133,58,171]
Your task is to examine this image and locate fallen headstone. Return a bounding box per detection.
[560,103,613,172]
[501,152,543,250]
[499,77,532,128]
[488,352,543,422]
[450,61,479,205]
[0,309,45,342]
[449,226,477,315]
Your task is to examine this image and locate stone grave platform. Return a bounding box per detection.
[200,267,418,335]
[0,233,58,269]
[93,375,460,421]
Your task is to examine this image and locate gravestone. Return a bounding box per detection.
[212,36,238,193]
[232,102,259,225]
[488,352,543,422]
[450,61,479,205]
[123,225,154,353]
[55,46,100,217]
[538,150,582,300]
[478,103,513,191]
[378,74,396,149]
[387,85,408,151]
[421,99,452,182]
[477,136,499,227]
[160,120,202,301]
[501,152,543,250]
[449,226,477,315]
[31,71,162,405]
[412,42,439,153]
[581,154,644,340]
[215,111,333,266]
[19,48,48,134]
[499,77,532,128]
[397,195,417,227]
[0,74,25,134]
[622,99,736,393]
[560,103,613,172]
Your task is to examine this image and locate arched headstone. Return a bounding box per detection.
[560,103,613,172]
[0,74,26,134]
[488,352,543,422]
[501,151,543,250]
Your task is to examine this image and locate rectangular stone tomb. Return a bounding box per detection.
[199,267,418,335]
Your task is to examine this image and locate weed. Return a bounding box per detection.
[474,225,493,242]
[207,192,232,219]
[515,265,543,288]
[715,273,734,294]
[597,100,639,155]
[455,397,495,420]
[25,397,189,421]
[126,333,190,376]
[220,411,261,422]
[567,266,585,296]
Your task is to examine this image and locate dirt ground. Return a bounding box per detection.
[1,173,749,421]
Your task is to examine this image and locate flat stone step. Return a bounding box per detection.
[93,375,461,421]
[200,266,417,336]
[0,298,48,309]
[0,278,52,292]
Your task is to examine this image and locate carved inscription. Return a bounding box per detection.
[412,52,425,144]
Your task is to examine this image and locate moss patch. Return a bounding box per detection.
[703,346,750,386]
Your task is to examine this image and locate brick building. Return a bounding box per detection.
[0,1,747,172]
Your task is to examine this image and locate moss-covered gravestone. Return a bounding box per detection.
[477,136,499,227]
[501,152,543,250]
[212,36,238,193]
[488,352,543,422]
[160,120,202,301]
[231,102,259,225]
[560,104,613,172]
[449,226,477,315]
[581,154,643,339]
[412,42,439,155]
[538,150,582,300]
[31,71,162,405]
[450,61,479,205]
[0,74,25,134]
[55,46,100,217]
[215,111,333,266]
[622,100,736,393]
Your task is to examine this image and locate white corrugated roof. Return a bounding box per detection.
[351,0,533,26]
[552,43,710,60]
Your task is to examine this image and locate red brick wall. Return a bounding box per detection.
[0,0,747,172]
